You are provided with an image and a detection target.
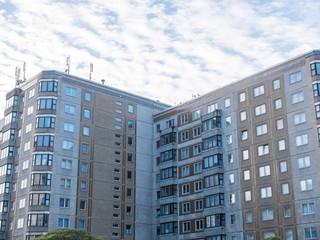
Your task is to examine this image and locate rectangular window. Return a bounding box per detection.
[194,181,202,192]
[160,221,178,234]
[28,214,49,227]
[31,173,52,186]
[256,124,267,136]
[278,139,285,151]
[58,218,69,228]
[33,154,53,166]
[253,85,264,97]
[243,149,249,160]
[240,111,247,121]
[245,191,251,201]
[239,92,246,102]
[66,87,76,97]
[195,219,204,231]
[204,154,223,168]
[193,144,201,155]
[243,170,250,181]
[181,148,189,159]
[305,227,318,239]
[27,105,33,115]
[241,130,248,140]
[182,184,190,195]
[36,116,55,128]
[311,62,320,76]
[29,193,50,206]
[62,159,72,169]
[282,183,289,195]
[84,109,91,118]
[83,126,90,136]
[59,198,70,208]
[273,79,280,90]
[195,200,203,211]
[298,156,310,169]
[229,173,234,184]
[180,114,188,124]
[226,116,231,126]
[203,116,221,131]
[205,193,225,208]
[261,209,274,221]
[258,144,269,156]
[300,179,313,191]
[292,91,304,104]
[274,98,282,109]
[160,167,177,180]
[128,104,134,113]
[193,126,201,137]
[315,104,320,118]
[85,92,92,101]
[207,103,218,113]
[276,119,284,130]
[203,135,222,149]
[4,112,17,125]
[37,98,57,111]
[260,186,272,198]
[280,161,287,173]
[63,141,74,150]
[64,122,74,132]
[60,178,71,188]
[255,104,266,116]
[259,165,270,177]
[39,80,58,92]
[283,205,291,218]
[302,202,315,215]
[181,131,189,141]
[225,98,230,108]
[246,212,253,223]
[160,203,177,216]
[34,135,54,147]
[205,214,225,228]
[294,112,306,125]
[204,174,223,188]
[289,71,302,84]
[192,110,200,119]
[296,134,308,146]
[194,162,202,173]
[65,104,75,114]
[228,153,234,164]
[182,202,190,213]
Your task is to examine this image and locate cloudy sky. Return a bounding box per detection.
[0,0,319,118]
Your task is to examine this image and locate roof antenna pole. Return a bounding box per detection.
[65,56,70,74]
[89,62,93,80]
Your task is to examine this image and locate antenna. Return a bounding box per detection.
[101,79,105,85]
[65,56,70,74]
[89,62,93,80]
[23,62,26,81]
[15,67,20,86]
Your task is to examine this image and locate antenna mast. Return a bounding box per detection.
[89,62,93,80]
[65,56,70,74]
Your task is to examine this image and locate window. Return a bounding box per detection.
[259,165,270,177]
[228,154,234,164]
[64,122,74,132]
[285,230,293,240]
[27,214,49,227]
[225,98,230,108]
[116,109,122,114]
[294,112,306,125]
[282,183,289,195]
[229,173,235,184]
[204,154,223,168]
[78,220,86,229]
[84,109,91,118]
[126,188,132,197]
[24,142,30,151]
[230,193,236,204]
[128,120,134,129]
[165,119,174,128]
[204,174,223,188]
[36,116,55,128]
[194,162,202,173]
[255,104,266,116]
[203,116,221,131]
[31,173,51,186]
[63,141,73,150]
[283,205,291,218]
[193,144,201,155]
[240,111,247,121]
[128,104,134,113]
[239,92,246,102]
[38,98,57,110]
[192,110,200,120]
[58,218,69,228]
[278,139,285,151]
[17,218,24,229]
[182,184,190,195]
[27,105,33,115]
[195,200,203,211]
[126,206,132,215]
[193,126,201,137]
[260,186,272,198]
[29,193,50,206]
[300,179,313,191]
[115,117,122,122]
[207,103,218,113]
[315,104,320,118]
[160,203,177,215]
[39,80,58,92]
[34,135,54,147]
[127,170,133,180]
[274,98,282,109]
[80,181,87,191]
[65,104,75,114]
[311,62,320,76]
[296,134,308,146]
[273,79,280,90]
[205,193,224,207]
[160,185,177,198]
[82,144,89,154]
[261,208,274,221]
[33,154,53,166]
[180,114,188,124]
[253,85,264,97]
[194,181,202,192]
[66,87,76,97]
[81,163,88,172]
[243,170,250,181]
[182,202,190,213]
[302,202,315,215]
[241,130,248,140]
[289,71,301,84]
[160,221,178,234]
[85,92,91,101]
[25,123,32,133]
[2,129,15,143]
[245,190,251,201]
[298,156,310,169]
[305,227,318,239]
[0,201,8,213]
[195,219,204,231]
[258,144,269,156]
[21,179,27,189]
[226,134,232,144]
[280,161,287,173]
[59,198,70,208]
[4,112,17,125]
[181,131,189,141]
[205,214,225,228]
[276,118,284,130]
[243,149,249,160]
[60,178,71,188]
[6,95,18,109]
[181,148,189,159]
[62,159,72,169]
[230,214,236,224]
[246,212,253,223]
[292,91,304,104]
[226,116,231,126]
[126,224,132,235]
[83,126,90,136]
[256,124,267,136]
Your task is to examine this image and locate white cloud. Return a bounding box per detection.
[0,0,320,119]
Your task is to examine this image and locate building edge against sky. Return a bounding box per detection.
[0,50,319,240]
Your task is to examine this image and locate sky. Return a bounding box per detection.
[0,0,320,118]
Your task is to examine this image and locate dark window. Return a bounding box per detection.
[203,135,222,150]
[39,81,58,92]
[33,154,53,166]
[27,214,49,227]
[203,116,221,131]
[31,173,52,186]
[36,117,55,128]
[34,135,54,147]
[37,98,57,110]
[311,62,320,76]
[29,193,50,206]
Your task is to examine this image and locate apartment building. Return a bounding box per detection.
[152,50,320,240]
[0,50,320,240]
[0,70,169,240]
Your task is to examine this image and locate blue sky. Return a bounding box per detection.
[0,0,320,118]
